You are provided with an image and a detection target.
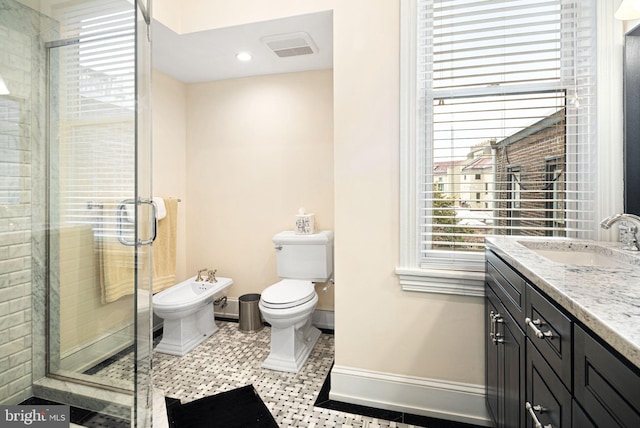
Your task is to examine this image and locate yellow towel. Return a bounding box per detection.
[97,210,136,303]
[152,198,178,294]
[97,198,178,303]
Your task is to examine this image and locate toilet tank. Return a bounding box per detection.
[273,230,334,282]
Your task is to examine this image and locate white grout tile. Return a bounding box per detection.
[92,321,422,427]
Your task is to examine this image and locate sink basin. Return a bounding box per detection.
[527,248,626,268]
[518,241,630,268]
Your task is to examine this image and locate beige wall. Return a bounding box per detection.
[154,0,334,34]
[153,0,485,396]
[625,18,640,32]
[152,0,183,33]
[185,70,335,309]
[152,70,188,281]
[331,1,485,383]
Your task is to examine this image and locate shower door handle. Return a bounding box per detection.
[117,198,158,247]
[139,198,158,246]
[117,199,136,247]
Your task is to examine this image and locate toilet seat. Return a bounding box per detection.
[261,279,315,309]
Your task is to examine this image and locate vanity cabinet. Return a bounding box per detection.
[525,285,572,390]
[574,325,640,427]
[485,286,525,428]
[486,251,526,330]
[526,340,571,428]
[572,400,597,428]
[485,248,640,428]
[485,253,526,428]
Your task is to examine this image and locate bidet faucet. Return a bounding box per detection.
[196,268,208,282]
[206,269,217,283]
[600,213,640,251]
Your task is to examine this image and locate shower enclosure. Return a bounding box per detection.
[0,0,153,425]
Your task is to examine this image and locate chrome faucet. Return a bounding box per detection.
[206,269,217,283]
[196,268,208,282]
[600,213,640,251]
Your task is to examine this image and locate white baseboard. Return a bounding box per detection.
[213,297,240,320]
[155,297,336,331]
[311,309,334,330]
[329,365,492,427]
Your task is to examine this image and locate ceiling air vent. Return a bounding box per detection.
[261,32,319,58]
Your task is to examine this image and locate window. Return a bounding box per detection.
[52,0,136,240]
[398,0,599,295]
[545,156,566,236]
[507,166,521,233]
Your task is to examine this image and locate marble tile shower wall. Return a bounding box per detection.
[0,0,56,405]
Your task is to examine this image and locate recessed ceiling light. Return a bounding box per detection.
[236,52,252,62]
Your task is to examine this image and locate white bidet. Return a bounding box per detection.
[153,276,233,356]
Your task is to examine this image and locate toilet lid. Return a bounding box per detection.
[261,279,315,308]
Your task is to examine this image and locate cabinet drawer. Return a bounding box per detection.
[486,250,525,325]
[574,325,640,428]
[526,285,572,391]
[527,340,571,428]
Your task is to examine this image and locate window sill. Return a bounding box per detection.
[395,267,485,297]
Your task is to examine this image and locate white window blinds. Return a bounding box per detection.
[52,0,135,238]
[417,0,597,258]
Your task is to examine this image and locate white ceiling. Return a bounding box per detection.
[151,11,333,83]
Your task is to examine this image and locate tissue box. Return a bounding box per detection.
[295,213,316,234]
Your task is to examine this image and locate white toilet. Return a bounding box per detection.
[259,230,333,372]
[153,275,233,356]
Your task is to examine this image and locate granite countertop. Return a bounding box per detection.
[485,236,640,368]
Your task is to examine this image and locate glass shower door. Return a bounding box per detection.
[134,0,154,425]
[46,0,153,424]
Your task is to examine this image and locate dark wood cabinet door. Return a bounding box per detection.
[527,341,571,428]
[501,309,526,428]
[486,284,525,428]
[572,400,597,428]
[486,290,501,427]
[574,326,640,428]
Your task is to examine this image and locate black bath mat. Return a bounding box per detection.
[166,384,278,428]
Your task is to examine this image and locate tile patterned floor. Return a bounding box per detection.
[84,347,136,382]
[152,321,425,428]
[87,320,482,427]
